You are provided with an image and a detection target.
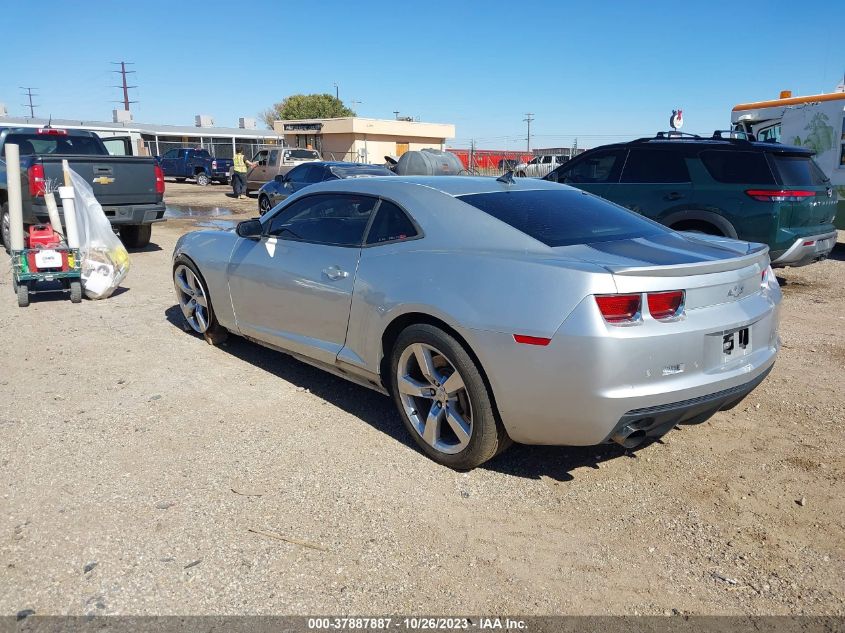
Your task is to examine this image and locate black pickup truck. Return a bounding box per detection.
[0,127,166,249]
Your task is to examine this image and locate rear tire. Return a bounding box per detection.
[258,195,272,215]
[16,282,29,308]
[195,172,210,187]
[69,280,82,303]
[1,203,10,255]
[119,224,152,249]
[390,324,509,470]
[670,220,725,236]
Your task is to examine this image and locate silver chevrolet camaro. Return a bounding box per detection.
[172,176,781,469]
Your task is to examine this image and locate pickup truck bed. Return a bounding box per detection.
[0,127,165,249]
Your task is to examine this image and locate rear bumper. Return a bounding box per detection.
[467,286,780,446]
[605,363,773,443]
[31,201,166,226]
[771,230,837,267]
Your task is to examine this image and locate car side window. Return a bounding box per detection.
[541,156,551,164]
[365,201,419,245]
[268,149,279,165]
[253,150,268,166]
[286,165,305,182]
[195,150,209,158]
[267,194,379,247]
[555,149,624,183]
[620,148,690,183]
[162,149,179,159]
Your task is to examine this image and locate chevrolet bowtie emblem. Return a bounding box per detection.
[727,284,744,298]
[93,176,115,185]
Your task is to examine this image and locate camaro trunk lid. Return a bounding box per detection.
[555,232,770,307]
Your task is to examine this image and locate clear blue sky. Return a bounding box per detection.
[1,0,842,149]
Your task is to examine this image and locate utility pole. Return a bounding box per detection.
[19,87,38,118]
[393,110,400,120]
[523,113,534,152]
[334,82,339,100]
[111,61,137,111]
[469,139,475,175]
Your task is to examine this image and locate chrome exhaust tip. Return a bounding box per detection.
[610,425,647,449]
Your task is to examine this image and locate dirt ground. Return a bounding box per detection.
[0,184,843,616]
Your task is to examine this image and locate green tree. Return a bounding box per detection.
[261,93,355,128]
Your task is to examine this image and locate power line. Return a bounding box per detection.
[523,113,534,152]
[19,87,39,118]
[111,61,137,111]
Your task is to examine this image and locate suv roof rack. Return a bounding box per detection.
[631,131,703,143]
[712,129,756,142]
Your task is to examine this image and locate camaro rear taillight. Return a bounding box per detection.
[595,294,641,324]
[745,189,815,202]
[596,291,685,324]
[154,165,166,195]
[761,265,773,288]
[647,290,685,320]
[28,164,46,197]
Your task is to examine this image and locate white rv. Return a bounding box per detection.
[731,87,845,229]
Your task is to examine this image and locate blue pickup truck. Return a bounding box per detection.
[157,147,233,186]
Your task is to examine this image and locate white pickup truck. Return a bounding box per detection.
[245,147,321,192]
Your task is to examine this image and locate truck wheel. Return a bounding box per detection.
[69,280,82,303]
[17,282,30,308]
[1,203,10,254]
[119,224,152,249]
[195,172,210,187]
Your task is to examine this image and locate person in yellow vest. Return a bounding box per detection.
[231,147,255,200]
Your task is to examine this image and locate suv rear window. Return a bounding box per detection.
[700,150,774,184]
[771,154,828,186]
[620,148,690,183]
[457,189,667,247]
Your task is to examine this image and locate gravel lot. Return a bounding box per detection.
[0,183,843,616]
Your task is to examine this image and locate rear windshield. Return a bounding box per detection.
[700,150,775,184]
[457,189,668,247]
[3,133,105,156]
[284,149,320,160]
[771,154,829,186]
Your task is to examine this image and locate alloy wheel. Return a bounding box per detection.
[174,264,210,333]
[396,343,473,455]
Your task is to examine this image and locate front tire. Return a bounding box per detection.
[258,195,272,215]
[173,256,228,345]
[195,172,210,187]
[390,324,509,469]
[119,224,152,249]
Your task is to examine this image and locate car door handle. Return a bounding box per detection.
[664,192,684,201]
[322,266,349,280]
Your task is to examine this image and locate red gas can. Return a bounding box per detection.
[25,225,69,272]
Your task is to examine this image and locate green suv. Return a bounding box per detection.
[544,132,838,267]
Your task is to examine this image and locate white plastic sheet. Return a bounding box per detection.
[68,169,130,299]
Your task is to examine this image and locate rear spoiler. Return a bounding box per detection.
[608,241,769,277]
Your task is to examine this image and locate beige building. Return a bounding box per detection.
[272,117,455,164]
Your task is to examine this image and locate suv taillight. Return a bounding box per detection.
[154,165,165,195]
[28,164,46,197]
[745,189,815,202]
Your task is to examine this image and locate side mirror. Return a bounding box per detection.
[236,219,263,239]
